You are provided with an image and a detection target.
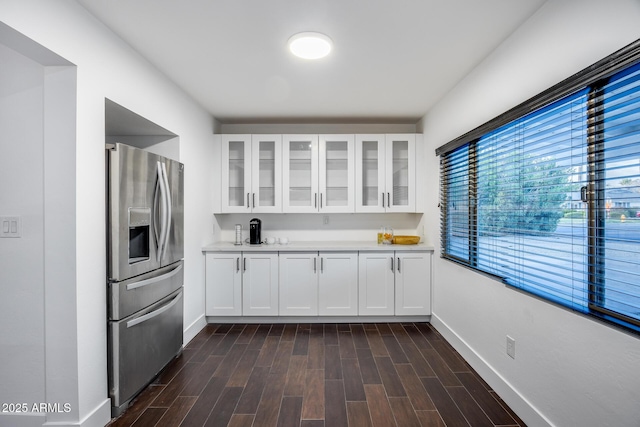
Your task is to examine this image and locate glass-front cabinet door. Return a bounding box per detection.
[385,134,415,212]
[221,134,282,213]
[221,135,251,213]
[319,135,354,213]
[251,135,281,213]
[282,134,319,213]
[355,134,416,212]
[355,135,386,212]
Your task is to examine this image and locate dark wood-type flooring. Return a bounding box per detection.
[108,323,526,427]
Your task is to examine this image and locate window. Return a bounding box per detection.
[438,41,640,334]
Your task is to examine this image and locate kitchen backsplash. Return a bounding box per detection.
[213,212,425,243]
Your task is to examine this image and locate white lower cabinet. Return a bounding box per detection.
[318,252,359,316]
[242,252,279,316]
[395,252,431,316]
[358,252,396,315]
[205,252,242,316]
[279,252,319,315]
[359,251,431,316]
[205,248,430,318]
[279,251,359,316]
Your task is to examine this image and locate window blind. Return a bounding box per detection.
[439,43,640,334]
[440,144,472,263]
[590,62,640,328]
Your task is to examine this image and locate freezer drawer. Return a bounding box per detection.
[108,287,183,416]
[109,261,183,320]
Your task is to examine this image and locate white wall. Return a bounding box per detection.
[419,0,640,426]
[0,0,215,425]
[0,42,46,418]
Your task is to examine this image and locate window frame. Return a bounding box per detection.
[438,39,640,334]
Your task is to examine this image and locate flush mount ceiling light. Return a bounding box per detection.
[288,32,333,60]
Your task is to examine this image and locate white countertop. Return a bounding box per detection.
[202,240,434,252]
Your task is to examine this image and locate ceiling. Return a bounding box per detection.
[77,0,547,124]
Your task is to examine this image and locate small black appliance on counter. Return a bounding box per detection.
[249,218,262,245]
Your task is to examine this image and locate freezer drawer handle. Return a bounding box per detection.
[126,291,182,329]
[126,263,183,291]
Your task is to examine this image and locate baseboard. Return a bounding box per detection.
[0,413,44,427]
[77,398,111,427]
[1,399,110,427]
[184,313,207,344]
[205,315,431,324]
[430,314,552,427]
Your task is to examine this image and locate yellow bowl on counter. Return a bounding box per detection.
[393,235,420,245]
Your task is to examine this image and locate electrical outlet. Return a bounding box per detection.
[506,336,516,359]
[323,215,329,225]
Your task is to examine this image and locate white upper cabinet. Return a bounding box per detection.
[282,134,355,213]
[318,135,355,213]
[282,134,319,213]
[221,134,250,213]
[221,134,282,213]
[355,134,416,213]
[386,134,415,212]
[221,133,415,214]
[355,134,386,213]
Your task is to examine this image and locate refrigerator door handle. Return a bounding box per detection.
[125,263,183,291]
[161,162,172,262]
[153,169,161,255]
[155,161,168,263]
[126,290,182,329]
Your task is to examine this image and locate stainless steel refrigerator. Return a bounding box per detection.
[106,142,184,416]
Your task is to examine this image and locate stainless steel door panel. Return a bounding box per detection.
[109,261,183,321]
[108,288,183,415]
[108,143,163,281]
[162,159,184,266]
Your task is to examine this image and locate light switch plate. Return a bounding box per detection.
[0,216,21,238]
